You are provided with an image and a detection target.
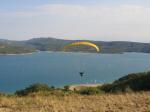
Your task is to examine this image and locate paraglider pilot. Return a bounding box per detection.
[79,72,85,77]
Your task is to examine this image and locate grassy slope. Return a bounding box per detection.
[0,71,150,112]
[0,92,150,112]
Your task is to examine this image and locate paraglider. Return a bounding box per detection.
[79,71,85,78]
[63,41,100,52]
[63,41,101,78]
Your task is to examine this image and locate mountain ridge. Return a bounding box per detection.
[1,37,150,54]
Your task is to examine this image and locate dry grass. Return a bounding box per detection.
[0,92,150,112]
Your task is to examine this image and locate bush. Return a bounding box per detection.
[15,83,53,96]
[101,84,114,92]
[64,85,70,91]
[78,87,104,95]
[0,92,7,97]
[101,71,150,93]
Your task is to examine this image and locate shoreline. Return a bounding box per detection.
[0,51,150,56]
[0,52,36,56]
[69,83,102,91]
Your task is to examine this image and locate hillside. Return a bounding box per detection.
[0,40,36,54]
[101,71,150,93]
[25,38,150,53]
[0,92,150,112]
[1,37,150,54]
[0,71,150,112]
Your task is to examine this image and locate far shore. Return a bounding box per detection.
[0,51,149,56]
[0,52,36,56]
[69,83,102,91]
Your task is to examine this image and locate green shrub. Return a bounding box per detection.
[0,92,7,97]
[78,87,104,95]
[101,71,150,93]
[64,85,70,91]
[15,83,53,96]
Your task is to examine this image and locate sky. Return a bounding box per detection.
[0,0,150,42]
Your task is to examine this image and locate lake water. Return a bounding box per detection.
[0,52,150,92]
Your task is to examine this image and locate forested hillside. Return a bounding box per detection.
[1,37,150,54]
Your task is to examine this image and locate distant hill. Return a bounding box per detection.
[1,37,150,54]
[25,37,150,53]
[0,40,36,54]
[25,38,71,51]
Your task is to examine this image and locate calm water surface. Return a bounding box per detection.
[0,52,150,92]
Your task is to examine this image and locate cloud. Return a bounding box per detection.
[1,4,150,42]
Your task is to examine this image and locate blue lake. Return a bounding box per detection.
[0,52,150,92]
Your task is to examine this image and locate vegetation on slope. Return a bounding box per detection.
[0,43,36,54]
[25,38,150,53]
[0,71,150,112]
[0,92,150,112]
[13,71,150,96]
[15,83,54,96]
[1,37,150,53]
[101,71,150,93]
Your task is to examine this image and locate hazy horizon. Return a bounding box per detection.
[1,0,150,42]
[2,37,150,44]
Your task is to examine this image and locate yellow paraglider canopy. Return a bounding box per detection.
[63,41,100,52]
